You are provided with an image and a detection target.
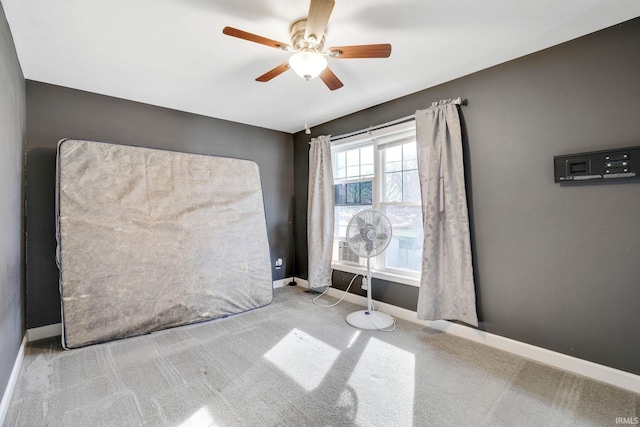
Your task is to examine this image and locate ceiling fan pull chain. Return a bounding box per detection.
[304,82,312,134]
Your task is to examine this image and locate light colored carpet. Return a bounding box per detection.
[6,285,639,426]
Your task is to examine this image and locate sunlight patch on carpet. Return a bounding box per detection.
[348,331,361,348]
[264,328,340,392]
[347,337,415,427]
[178,407,216,427]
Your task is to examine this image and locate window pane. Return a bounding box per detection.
[334,206,371,237]
[346,148,359,162]
[334,151,346,180]
[346,183,360,204]
[383,206,423,272]
[403,169,421,202]
[333,145,375,180]
[346,149,360,178]
[380,141,422,203]
[335,181,373,206]
[384,172,402,202]
[346,166,360,178]
[359,181,372,205]
[334,183,347,205]
[403,142,417,170]
[361,146,374,176]
[361,164,374,176]
[384,145,402,172]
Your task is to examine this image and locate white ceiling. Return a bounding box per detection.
[3,0,640,133]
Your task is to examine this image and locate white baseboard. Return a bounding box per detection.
[27,323,62,342]
[273,279,287,289]
[0,335,26,426]
[293,278,640,394]
[273,277,308,289]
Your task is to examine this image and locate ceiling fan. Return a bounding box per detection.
[222,0,391,90]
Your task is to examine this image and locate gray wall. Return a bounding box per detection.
[26,81,294,328]
[294,18,640,375]
[0,2,26,403]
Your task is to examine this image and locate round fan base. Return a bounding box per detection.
[346,310,394,330]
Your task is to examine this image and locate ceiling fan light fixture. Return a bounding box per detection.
[288,51,327,80]
[222,0,390,89]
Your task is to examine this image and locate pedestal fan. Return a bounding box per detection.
[345,209,394,330]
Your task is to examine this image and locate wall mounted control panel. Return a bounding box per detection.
[554,146,640,183]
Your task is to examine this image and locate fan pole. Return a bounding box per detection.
[366,257,373,313]
[346,257,394,330]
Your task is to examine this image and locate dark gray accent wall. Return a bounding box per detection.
[294,18,640,375]
[26,81,294,328]
[0,2,26,403]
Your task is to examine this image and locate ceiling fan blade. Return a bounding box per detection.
[319,67,343,91]
[327,44,392,59]
[256,62,291,82]
[223,26,290,50]
[305,0,335,42]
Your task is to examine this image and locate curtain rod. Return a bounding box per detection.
[329,98,467,143]
[329,114,415,142]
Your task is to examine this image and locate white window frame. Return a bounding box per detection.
[330,120,421,287]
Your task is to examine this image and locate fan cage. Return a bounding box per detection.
[345,209,392,258]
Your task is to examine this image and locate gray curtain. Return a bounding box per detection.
[415,98,478,326]
[307,135,334,288]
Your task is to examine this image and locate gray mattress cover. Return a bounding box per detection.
[56,139,273,348]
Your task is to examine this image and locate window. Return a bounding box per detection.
[331,121,423,285]
[333,145,373,238]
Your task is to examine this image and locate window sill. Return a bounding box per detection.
[331,262,420,287]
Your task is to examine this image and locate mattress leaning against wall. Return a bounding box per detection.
[55,139,274,348]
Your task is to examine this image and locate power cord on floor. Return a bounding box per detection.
[370,300,397,332]
[312,271,361,308]
[312,273,397,331]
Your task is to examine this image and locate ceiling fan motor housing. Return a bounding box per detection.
[290,19,325,53]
